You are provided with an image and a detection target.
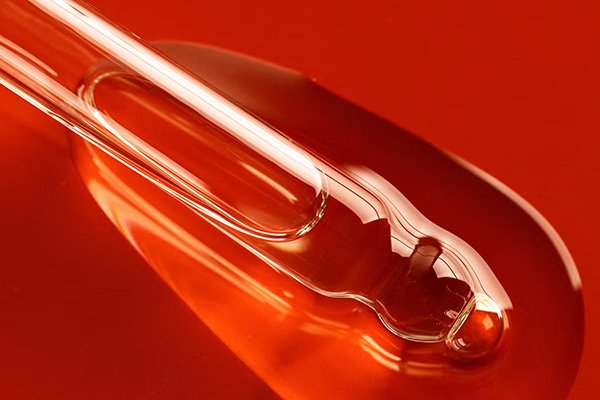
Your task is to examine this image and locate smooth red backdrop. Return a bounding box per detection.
[1,1,598,398]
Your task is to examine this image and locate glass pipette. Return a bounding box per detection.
[0,0,511,354]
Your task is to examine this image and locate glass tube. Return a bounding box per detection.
[0,0,511,350]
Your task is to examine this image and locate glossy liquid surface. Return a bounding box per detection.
[72,43,582,399]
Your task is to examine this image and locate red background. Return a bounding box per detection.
[1,0,598,398]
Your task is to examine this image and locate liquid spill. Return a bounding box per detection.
[71,43,583,399]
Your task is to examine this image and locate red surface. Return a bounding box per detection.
[0,0,598,398]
